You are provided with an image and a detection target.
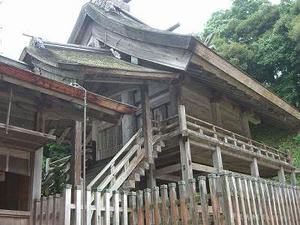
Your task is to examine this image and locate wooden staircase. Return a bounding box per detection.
[87,129,164,191]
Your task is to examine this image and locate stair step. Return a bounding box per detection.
[129,172,140,182]
[123,180,136,189]
[160,140,166,147]
[137,167,145,176]
[154,145,161,153]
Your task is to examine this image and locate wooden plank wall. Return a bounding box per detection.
[181,78,248,136]
[33,173,300,225]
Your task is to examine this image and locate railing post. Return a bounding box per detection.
[178,105,193,183]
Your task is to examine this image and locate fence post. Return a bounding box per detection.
[63,184,72,225]
[74,185,82,225]
[188,179,199,225]
[137,190,144,225]
[230,174,241,225]
[198,176,209,225]
[235,175,247,225]
[220,173,235,225]
[241,176,254,225]
[46,196,53,225]
[121,191,128,225]
[128,192,137,225]
[168,183,179,225]
[144,188,152,225]
[268,182,279,225]
[104,190,111,225]
[152,187,160,225]
[160,185,169,225]
[113,191,120,225]
[178,181,188,225]
[33,199,41,225]
[86,188,92,225]
[94,188,102,225]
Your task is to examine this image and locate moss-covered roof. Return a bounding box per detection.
[25,46,166,73]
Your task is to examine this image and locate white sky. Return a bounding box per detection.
[0,0,281,59]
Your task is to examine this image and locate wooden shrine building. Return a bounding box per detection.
[1,0,300,224]
[20,0,300,192]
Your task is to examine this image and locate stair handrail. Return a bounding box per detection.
[87,129,142,189]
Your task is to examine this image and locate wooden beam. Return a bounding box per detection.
[192,163,217,174]
[70,121,82,186]
[156,174,180,182]
[156,164,181,175]
[141,85,154,164]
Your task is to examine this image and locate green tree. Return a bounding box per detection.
[201,0,300,108]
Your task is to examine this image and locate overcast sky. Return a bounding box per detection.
[0,0,281,59]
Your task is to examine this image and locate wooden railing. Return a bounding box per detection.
[157,112,291,164]
[185,114,290,163]
[87,129,143,191]
[33,173,300,225]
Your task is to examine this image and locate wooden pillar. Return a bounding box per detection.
[146,164,156,188]
[250,158,260,178]
[212,146,223,172]
[70,121,82,186]
[92,120,100,161]
[121,91,136,145]
[178,105,193,182]
[278,166,286,184]
[291,171,297,186]
[29,148,43,224]
[169,84,180,116]
[141,85,154,164]
[240,111,251,138]
[210,94,222,126]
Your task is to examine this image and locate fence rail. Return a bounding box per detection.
[33,173,300,225]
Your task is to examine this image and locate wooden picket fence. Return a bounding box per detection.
[33,173,300,225]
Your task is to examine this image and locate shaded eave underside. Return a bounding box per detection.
[68,2,300,125]
[0,123,56,152]
[0,56,137,115]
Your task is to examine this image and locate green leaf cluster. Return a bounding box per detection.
[201,0,300,108]
[42,142,70,196]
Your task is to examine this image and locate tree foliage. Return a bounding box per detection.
[201,0,300,108]
[42,142,70,196]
